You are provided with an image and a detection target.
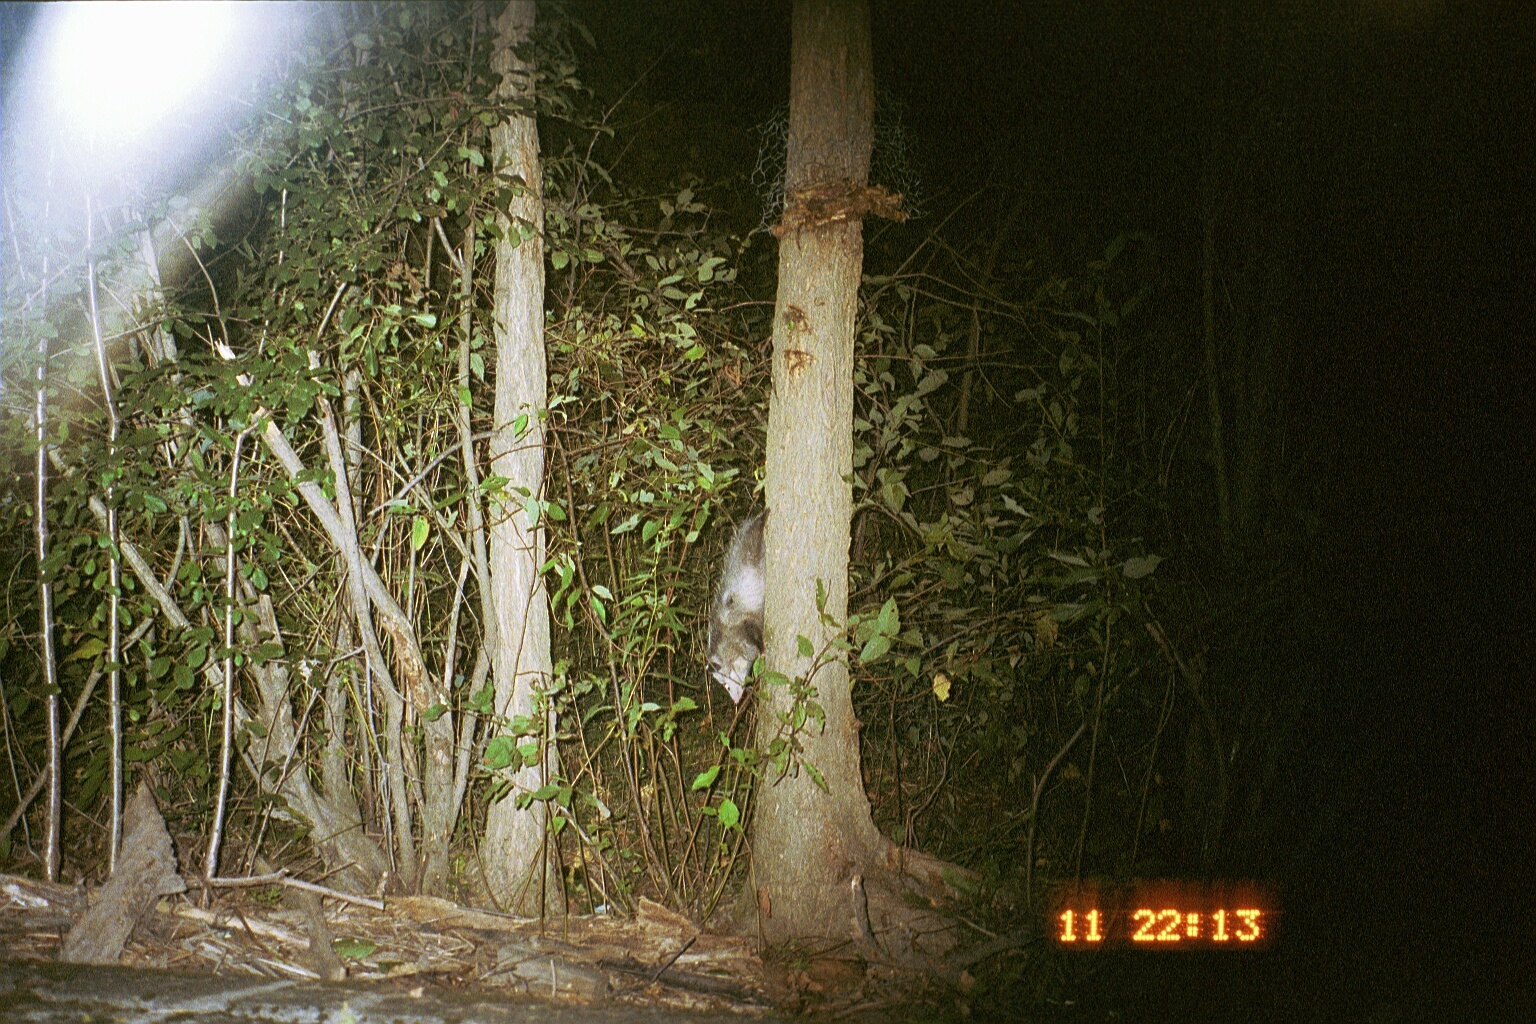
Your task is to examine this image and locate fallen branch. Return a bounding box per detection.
[159,902,310,949]
[205,871,384,910]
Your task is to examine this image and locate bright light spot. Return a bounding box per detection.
[47,2,238,144]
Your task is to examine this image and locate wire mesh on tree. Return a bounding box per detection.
[751,90,925,236]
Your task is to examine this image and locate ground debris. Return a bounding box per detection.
[0,866,957,1019]
[0,959,769,1023]
[0,870,787,1017]
[494,940,610,1002]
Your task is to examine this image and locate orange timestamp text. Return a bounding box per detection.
[1051,879,1277,949]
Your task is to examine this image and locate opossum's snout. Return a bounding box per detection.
[703,617,758,706]
[709,657,751,705]
[708,638,758,704]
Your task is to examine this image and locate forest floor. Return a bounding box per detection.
[0,872,949,1022]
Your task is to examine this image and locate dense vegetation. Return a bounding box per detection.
[1,1,1315,1005]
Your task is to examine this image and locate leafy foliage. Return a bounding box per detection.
[0,13,1302,997]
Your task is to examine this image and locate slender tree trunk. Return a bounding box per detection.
[753,0,891,945]
[483,0,559,914]
[84,196,124,874]
[35,284,60,884]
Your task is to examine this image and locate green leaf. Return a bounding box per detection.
[717,798,740,831]
[691,766,720,791]
[1123,553,1163,579]
[796,635,814,658]
[424,702,447,722]
[411,515,430,552]
[483,736,516,770]
[915,367,949,397]
[859,634,892,664]
[941,867,980,895]
[333,938,376,960]
[252,642,285,666]
[69,638,106,662]
[805,763,828,793]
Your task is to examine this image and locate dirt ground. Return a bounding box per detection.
[0,873,948,1022]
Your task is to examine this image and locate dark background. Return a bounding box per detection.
[571,1,1533,1018]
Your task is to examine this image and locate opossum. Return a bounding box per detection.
[707,512,765,704]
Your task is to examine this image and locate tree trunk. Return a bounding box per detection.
[753,0,892,945]
[483,0,560,915]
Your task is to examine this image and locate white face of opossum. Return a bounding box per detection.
[707,513,765,704]
[707,629,757,704]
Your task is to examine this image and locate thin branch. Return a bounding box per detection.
[205,871,384,910]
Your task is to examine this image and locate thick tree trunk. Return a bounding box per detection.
[483,0,560,914]
[753,0,892,945]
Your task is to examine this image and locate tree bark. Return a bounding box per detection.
[753,0,892,945]
[483,0,560,914]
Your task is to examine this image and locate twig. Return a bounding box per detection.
[1026,721,1087,908]
[649,934,696,982]
[161,902,311,947]
[206,871,384,910]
